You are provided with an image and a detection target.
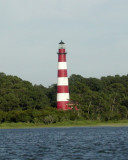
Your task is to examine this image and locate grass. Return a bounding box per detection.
[1,120,128,129]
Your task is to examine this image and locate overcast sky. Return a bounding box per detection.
[0,0,128,87]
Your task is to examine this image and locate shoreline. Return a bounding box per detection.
[0,120,128,129]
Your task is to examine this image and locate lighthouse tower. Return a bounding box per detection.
[57,41,70,110]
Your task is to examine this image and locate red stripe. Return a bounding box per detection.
[58,54,66,62]
[59,49,65,53]
[58,69,67,77]
[57,101,71,110]
[57,86,69,93]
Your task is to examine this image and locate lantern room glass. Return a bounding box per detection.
[59,43,65,49]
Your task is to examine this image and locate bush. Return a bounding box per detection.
[43,115,58,124]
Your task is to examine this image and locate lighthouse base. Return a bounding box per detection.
[57,101,72,110]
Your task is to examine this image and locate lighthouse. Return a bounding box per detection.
[57,40,70,110]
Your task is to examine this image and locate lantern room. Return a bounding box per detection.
[58,40,66,54]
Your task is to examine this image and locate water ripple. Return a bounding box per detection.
[0,127,128,159]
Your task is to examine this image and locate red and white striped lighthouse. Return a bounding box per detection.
[57,41,70,110]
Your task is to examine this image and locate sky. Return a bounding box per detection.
[0,0,128,87]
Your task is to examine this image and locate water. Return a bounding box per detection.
[0,127,128,160]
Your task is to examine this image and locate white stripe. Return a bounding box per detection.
[57,77,68,86]
[57,93,70,101]
[58,62,67,69]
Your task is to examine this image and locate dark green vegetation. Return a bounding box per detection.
[0,72,128,125]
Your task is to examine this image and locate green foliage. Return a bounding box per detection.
[46,84,57,107]
[69,74,128,121]
[1,72,128,124]
[0,73,51,112]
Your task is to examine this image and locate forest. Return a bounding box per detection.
[0,72,128,124]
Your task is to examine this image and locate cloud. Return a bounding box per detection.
[0,0,108,22]
[0,0,128,86]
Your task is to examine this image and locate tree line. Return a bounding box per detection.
[0,72,128,123]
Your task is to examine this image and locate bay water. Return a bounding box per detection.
[0,127,128,160]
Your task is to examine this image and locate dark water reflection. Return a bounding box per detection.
[0,127,128,160]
